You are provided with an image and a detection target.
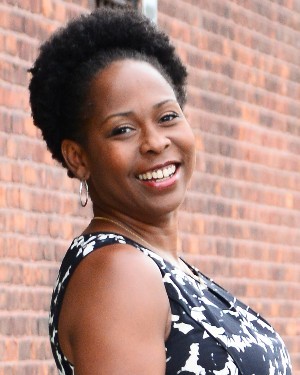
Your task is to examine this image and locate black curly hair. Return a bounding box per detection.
[29,7,188,177]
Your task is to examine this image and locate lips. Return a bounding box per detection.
[137,163,177,182]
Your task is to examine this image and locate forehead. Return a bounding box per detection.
[88,59,177,112]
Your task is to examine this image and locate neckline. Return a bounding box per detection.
[76,231,207,287]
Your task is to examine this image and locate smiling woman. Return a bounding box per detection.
[28,8,292,375]
[70,59,195,218]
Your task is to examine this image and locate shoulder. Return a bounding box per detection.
[59,242,170,371]
[57,233,168,309]
[62,240,169,312]
[70,239,165,287]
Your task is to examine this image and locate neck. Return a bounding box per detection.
[89,211,207,286]
[89,210,179,260]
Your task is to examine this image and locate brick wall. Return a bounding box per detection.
[0,1,92,373]
[0,0,299,374]
[160,0,300,372]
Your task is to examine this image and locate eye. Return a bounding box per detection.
[110,125,135,137]
[159,112,179,123]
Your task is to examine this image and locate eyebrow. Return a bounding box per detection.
[153,98,177,109]
[102,99,178,124]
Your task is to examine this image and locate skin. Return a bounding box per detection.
[60,59,196,374]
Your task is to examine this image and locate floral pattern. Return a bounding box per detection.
[49,233,292,374]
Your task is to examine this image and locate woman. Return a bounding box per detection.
[29,8,291,375]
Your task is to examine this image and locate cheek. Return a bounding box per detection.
[182,129,196,176]
[183,128,196,157]
[92,144,133,178]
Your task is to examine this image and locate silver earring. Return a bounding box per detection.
[79,179,89,207]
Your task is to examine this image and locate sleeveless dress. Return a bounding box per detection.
[49,232,292,375]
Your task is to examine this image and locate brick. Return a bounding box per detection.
[0,0,300,373]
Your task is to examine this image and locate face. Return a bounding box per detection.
[79,59,195,222]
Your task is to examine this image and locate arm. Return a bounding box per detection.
[58,244,170,375]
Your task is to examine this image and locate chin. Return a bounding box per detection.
[141,194,186,218]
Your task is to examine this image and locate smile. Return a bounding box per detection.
[138,164,176,182]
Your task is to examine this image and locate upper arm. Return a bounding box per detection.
[59,244,169,375]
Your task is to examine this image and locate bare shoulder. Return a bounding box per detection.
[59,243,169,375]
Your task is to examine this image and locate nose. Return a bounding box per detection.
[139,124,171,155]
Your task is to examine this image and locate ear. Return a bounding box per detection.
[61,139,90,180]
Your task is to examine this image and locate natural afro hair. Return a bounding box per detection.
[29,7,188,177]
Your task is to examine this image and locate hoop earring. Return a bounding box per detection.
[79,179,89,207]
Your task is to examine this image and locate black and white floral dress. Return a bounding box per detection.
[49,232,292,374]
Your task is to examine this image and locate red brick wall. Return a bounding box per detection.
[159,0,300,372]
[0,0,299,374]
[0,1,92,374]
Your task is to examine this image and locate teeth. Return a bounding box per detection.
[138,164,176,181]
[157,170,163,178]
